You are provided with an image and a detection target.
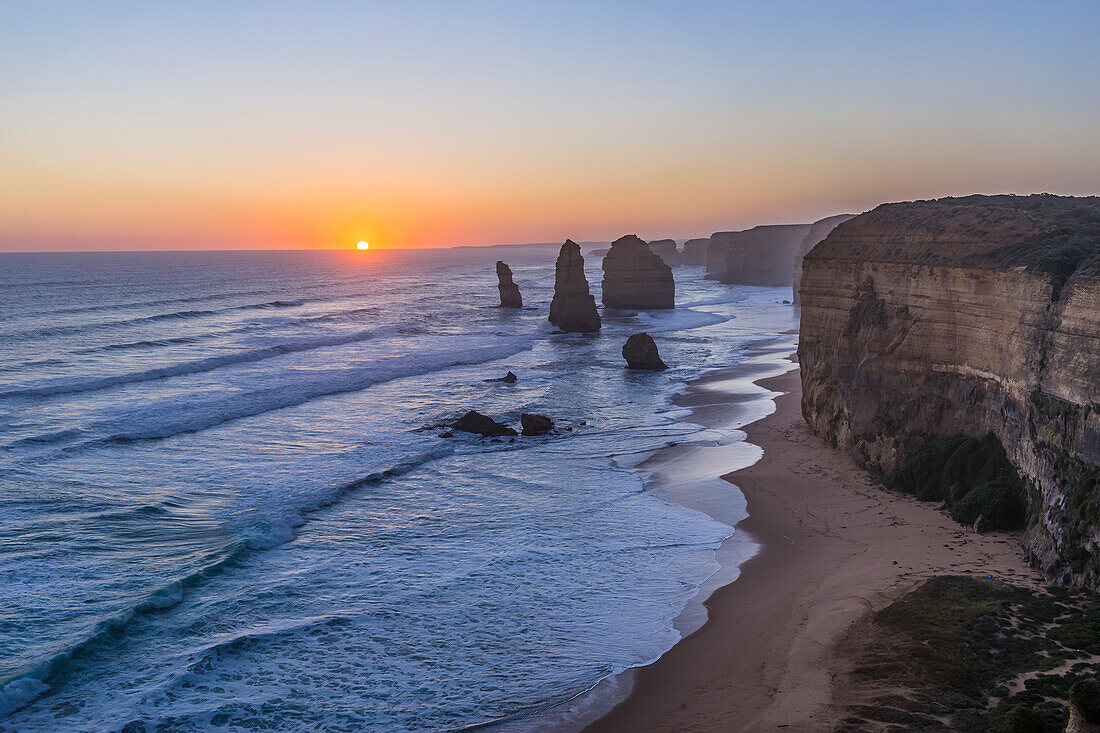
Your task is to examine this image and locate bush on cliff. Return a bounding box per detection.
[885,433,1027,530]
[1070,679,1100,724]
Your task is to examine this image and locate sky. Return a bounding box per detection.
[2,1,1100,251]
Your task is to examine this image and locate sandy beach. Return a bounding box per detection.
[586,357,1042,733]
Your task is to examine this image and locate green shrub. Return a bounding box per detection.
[886,433,1027,530]
[1070,679,1100,723]
[985,703,1046,733]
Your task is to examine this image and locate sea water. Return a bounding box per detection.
[0,246,795,731]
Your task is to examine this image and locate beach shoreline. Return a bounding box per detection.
[584,357,1042,732]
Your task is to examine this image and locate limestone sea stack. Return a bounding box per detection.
[622,333,668,370]
[648,239,681,267]
[601,235,675,310]
[548,240,601,332]
[791,214,855,305]
[682,238,710,266]
[495,261,522,308]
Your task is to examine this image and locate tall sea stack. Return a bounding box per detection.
[495,261,522,308]
[682,238,710,266]
[601,234,675,309]
[548,240,601,332]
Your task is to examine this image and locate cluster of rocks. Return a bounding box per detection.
[450,410,555,437]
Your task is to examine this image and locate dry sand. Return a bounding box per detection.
[585,362,1041,733]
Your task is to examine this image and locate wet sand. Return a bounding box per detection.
[585,358,1041,732]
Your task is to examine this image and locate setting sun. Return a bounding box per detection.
[356,241,370,250]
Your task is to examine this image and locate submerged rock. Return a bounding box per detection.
[601,235,674,310]
[548,240,601,333]
[648,239,681,267]
[486,371,518,383]
[622,333,668,370]
[496,261,522,308]
[453,410,517,437]
[520,413,554,436]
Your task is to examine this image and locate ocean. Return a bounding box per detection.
[0,246,795,732]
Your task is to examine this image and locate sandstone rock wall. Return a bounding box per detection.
[798,196,1100,585]
[706,223,811,285]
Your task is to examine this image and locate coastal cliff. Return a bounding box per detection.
[798,195,1100,585]
[791,214,854,305]
[682,238,709,266]
[706,223,811,285]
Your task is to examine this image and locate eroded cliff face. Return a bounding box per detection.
[682,238,710,266]
[706,223,811,285]
[791,214,854,305]
[798,196,1100,585]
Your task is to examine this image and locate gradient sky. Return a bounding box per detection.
[3,1,1100,251]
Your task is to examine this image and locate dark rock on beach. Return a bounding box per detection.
[622,333,668,370]
[496,261,522,308]
[601,234,674,310]
[548,240,601,332]
[520,413,554,436]
[453,410,518,437]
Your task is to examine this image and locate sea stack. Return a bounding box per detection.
[548,240,601,332]
[601,235,674,309]
[495,261,522,308]
[622,333,667,370]
[648,239,681,267]
[682,238,710,266]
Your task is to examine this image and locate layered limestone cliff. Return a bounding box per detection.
[682,238,709,266]
[791,214,855,305]
[706,223,811,285]
[601,235,675,309]
[798,195,1100,585]
[549,240,601,332]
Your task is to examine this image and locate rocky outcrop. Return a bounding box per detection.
[792,214,855,305]
[549,240,601,332]
[682,238,710,266]
[648,239,681,267]
[798,194,1100,585]
[622,333,668,370]
[587,248,610,258]
[496,261,522,308]
[706,224,811,285]
[601,235,675,309]
[453,411,517,437]
[521,413,554,436]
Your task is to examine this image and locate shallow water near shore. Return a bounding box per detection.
[1,248,795,731]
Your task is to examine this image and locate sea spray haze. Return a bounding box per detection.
[0,247,794,731]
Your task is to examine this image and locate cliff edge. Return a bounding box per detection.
[798,194,1100,585]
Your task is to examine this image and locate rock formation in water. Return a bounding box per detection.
[520,413,554,436]
[791,214,855,305]
[548,240,601,332]
[587,248,610,258]
[648,239,681,267]
[682,238,710,266]
[622,333,668,370]
[601,235,675,310]
[485,371,518,383]
[798,194,1100,585]
[705,224,811,285]
[453,410,518,437]
[496,261,522,308]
